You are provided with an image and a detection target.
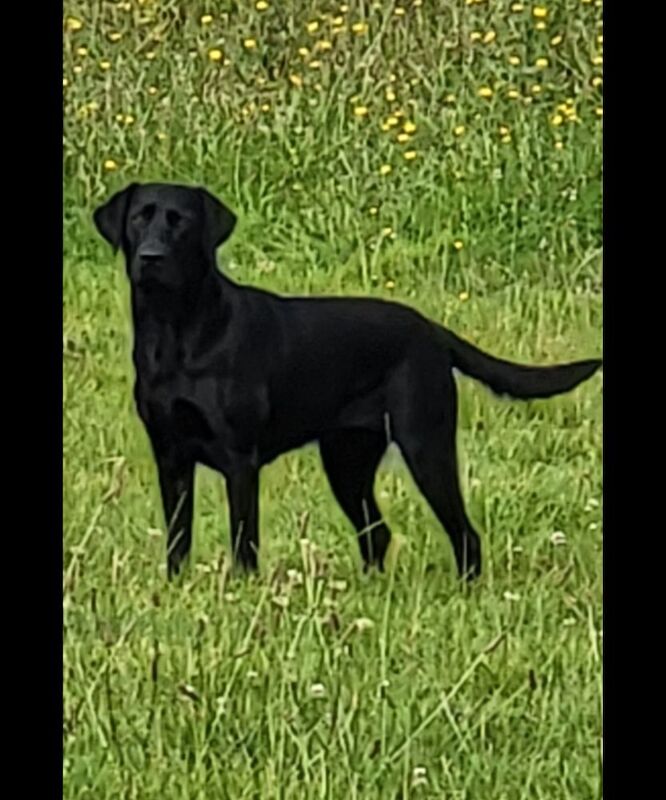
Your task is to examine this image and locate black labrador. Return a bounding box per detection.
[94,183,601,581]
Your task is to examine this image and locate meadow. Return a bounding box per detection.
[63,1,603,797]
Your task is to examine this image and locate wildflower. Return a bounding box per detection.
[403,121,416,133]
[459,291,469,301]
[73,65,83,74]
[306,21,319,33]
[244,38,257,49]
[208,48,223,62]
[551,114,563,126]
[453,240,464,250]
[454,124,465,136]
[394,6,406,15]
[148,86,158,95]
[396,133,410,143]
[535,57,549,68]
[507,89,520,99]
[470,31,482,42]
[550,34,563,46]
[309,60,321,69]
[156,131,168,140]
[445,93,456,103]
[76,47,88,57]
[256,0,269,9]
[592,76,602,88]
[351,22,369,35]
[531,84,542,94]
[511,2,525,10]
[535,21,546,30]
[591,55,603,66]
[261,103,270,112]
[108,32,122,42]
[501,134,512,144]
[103,159,118,172]
[317,40,332,51]
[65,16,83,32]
[379,164,392,175]
[385,279,395,289]
[99,60,111,71]
[595,107,603,117]
[369,207,378,215]
[403,150,417,160]
[62,78,69,87]
[478,86,493,99]
[554,140,563,150]
[533,6,548,19]
[289,74,303,87]
[386,88,396,102]
[508,55,521,66]
[353,105,368,117]
[483,30,497,44]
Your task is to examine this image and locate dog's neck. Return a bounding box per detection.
[130,268,233,331]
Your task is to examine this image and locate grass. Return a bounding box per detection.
[63,1,602,797]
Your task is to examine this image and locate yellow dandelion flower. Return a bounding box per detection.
[306,21,319,33]
[554,140,563,150]
[385,115,399,128]
[148,86,158,95]
[353,105,369,117]
[394,6,406,15]
[404,150,417,161]
[382,227,393,236]
[403,121,416,133]
[385,279,396,289]
[65,16,83,32]
[386,88,396,102]
[73,65,83,74]
[453,240,464,251]
[157,132,168,140]
[298,47,309,57]
[413,0,423,6]
[332,16,344,25]
[108,32,122,42]
[508,55,521,66]
[459,291,469,301]
[595,107,603,117]
[477,86,493,99]
[550,34,563,46]
[501,134,512,143]
[244,38,257,49]
[531,84,542,94]
[369,207,378,215]
[499,125,510,136]
[208,48,223,62]
[76,46,88,57]
[483,31,497,44]
[317,40,333,51]
[397,132,410,143]
[507,89,520,99]
[551,114,563,126]
[592,76,602,88]
[470,32,482,42]
[351,22,369,35]
[380,122,390,131]
[261,103,270,112]
[99,60,111,71]
[592,55,603,66]
[201,14,213,25]
[103,159,118,172]
[379,164,392,176]
[511,3,525,10]
[309,60,321,69]
[535,21,546,30]
[597,34,603,45]
[533,6,548,19]
[340,3,349,10]
[536,57,549,68]
[146,51,156,60]
[289,74,303,87]
[454,125,465,136]
[62,77,69,87]
[256,0,269,10]
[445,93,456,103]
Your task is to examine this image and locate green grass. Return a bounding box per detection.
[63,1,602,797]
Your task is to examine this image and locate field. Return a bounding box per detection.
[63,1,603,797]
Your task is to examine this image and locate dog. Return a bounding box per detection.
[93,183,601,582]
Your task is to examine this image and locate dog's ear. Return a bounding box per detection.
[93,183,138,252]
[198,188,237,252]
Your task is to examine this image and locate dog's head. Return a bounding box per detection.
[93,183,236,291]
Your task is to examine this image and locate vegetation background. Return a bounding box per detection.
[63,1,602,797]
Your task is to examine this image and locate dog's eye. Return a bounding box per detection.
[132,204,155,225]
[167,210,183,227]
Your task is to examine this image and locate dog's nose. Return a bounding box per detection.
[138,244,167,262]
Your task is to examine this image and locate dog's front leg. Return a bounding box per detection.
[226,463,260,572]
[151,444,195,580]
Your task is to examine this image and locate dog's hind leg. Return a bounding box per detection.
[319,429,391,570]
[392,367,482,581]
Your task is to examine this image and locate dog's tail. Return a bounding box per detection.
[442,329,602,400]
